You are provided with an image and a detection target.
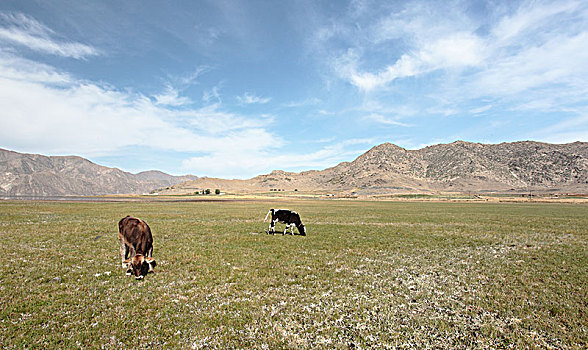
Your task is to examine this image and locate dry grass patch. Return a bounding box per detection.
[0,200,586,349]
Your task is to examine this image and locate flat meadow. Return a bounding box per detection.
[0,199,586,349]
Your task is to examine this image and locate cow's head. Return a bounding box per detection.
[298,224,306,236]
[130,255,150,279]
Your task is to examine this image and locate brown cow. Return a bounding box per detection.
[118,216,156,279]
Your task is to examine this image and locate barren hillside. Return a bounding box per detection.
[160,141,587,195]
[0,149,196,196]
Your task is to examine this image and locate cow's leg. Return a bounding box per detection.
[120,240,129,268]
[125,244,135,275]
[269,220,276,235]
[146,246,155,273]
[125,244,132,260]
[290,224,295,235]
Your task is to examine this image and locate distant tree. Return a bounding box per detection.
[215,189,220,195]
[205,189,211,195]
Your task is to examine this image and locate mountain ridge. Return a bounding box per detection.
[0,148,197,196]
[2,140,586,196]
[160,141,587,195]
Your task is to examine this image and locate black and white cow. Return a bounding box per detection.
[264,209,306,236]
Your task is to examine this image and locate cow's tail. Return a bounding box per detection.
[263,209,272,222]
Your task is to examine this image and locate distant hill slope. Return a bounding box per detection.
[162,141,588,195]
[0,149,197,196]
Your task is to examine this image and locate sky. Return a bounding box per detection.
[0,0,586,178]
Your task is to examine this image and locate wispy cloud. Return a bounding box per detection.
[466,32,588,99]
[1,3,585,180]
[0,53,278,177]
[318,0,588,143]
[363,113,412,127]
[531,112,588,144]
[470,105,492,115]
[283,97,322,108]
[327,1,587,99]
[181,138,374,179]
[167,65,213,87]
[202,84,223,104]
[152,66,213,107]
[0,13,99,59]
[336,32,486,92]
[491,0,582,44]
[237,92,271,104]
[184,103,274,133]
[153,85,193,107]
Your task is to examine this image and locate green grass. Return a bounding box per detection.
[0,200,586,349]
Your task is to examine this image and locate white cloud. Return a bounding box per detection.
[344,53,419,92]
[468,32,588,99]
[0,59,185,155]
[326,0,588,142]
[183,104,274,133]
[419,32,486,68]
[363,113,412,127]
[0,13,99,59]
[317,110,334,116]
[531,113,588,144]
[334,30,487,92]
[470,105,493,115]
[202,85,223,103]
[283,97,322,108]
[181,138,374,179]
[330,0,587,96]
[153,85,193,106]
[0,53,279,173]
[237,92,271,104]
[0,54,73,85]
[491,0,583,44]
[177,65,213,86]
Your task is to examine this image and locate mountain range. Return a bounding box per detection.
[1,141,587,197]
[0,148,196,196]
[158,141,588,195]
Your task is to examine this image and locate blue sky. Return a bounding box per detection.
[0,1,586,178]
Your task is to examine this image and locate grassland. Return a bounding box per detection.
[0,199,586,349]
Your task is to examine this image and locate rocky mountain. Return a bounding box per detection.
[161,141,587,195]
[0,148,197,196]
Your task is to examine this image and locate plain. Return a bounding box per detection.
[0,200,586,349]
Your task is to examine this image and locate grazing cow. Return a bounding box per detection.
[118,216,156,279]
[264,209,306,236]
